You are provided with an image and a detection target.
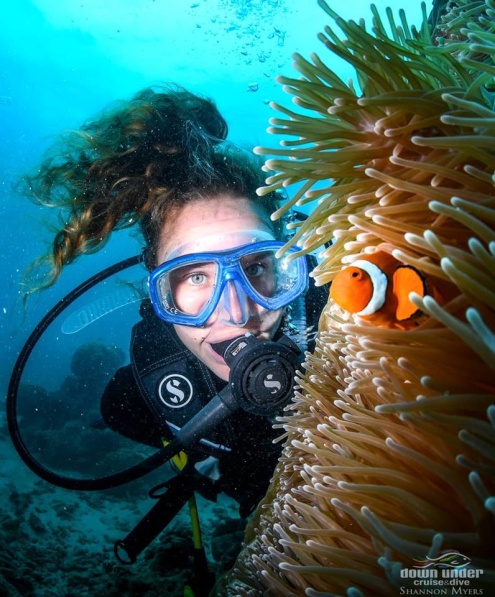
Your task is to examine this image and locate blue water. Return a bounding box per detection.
[1,0,425,400]
[0,1,426,594]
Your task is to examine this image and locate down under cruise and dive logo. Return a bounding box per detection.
[399,550,485,595]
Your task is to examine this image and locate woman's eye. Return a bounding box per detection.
[245,263,265,277]
[187,273,207,285]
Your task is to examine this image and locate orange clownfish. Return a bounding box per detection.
[330,252,435,329]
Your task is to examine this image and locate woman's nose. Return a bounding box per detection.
[217,279,250,326]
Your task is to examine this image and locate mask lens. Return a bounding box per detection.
[240,250,277,298]
[158,260,218,316]
[239,249,301,305]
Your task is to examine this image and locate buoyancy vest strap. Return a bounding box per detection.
[130,311,228,450]
[163,439,215,596]
[163,439,203,550]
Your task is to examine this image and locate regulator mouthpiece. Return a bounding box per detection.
[224,333,302,415]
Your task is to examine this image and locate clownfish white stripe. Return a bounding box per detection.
[349,260,388,316]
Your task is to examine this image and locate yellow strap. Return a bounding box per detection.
[161,438,188,471]
[188,493,203,550]
[162,439,203,550]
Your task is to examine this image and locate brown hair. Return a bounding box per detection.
[23,84,282,290]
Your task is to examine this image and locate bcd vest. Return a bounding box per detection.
[130,302,235,456]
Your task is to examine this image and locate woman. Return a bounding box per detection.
[23,84,327,517]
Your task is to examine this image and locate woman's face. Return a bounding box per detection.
[156,195,284,381]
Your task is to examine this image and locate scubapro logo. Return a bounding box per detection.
[158,374,193,408]
[264,373,282,394]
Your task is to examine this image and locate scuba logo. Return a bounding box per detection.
[158,374,194,408]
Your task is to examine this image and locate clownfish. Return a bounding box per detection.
[330,251,445,329]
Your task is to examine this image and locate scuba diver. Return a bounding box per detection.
[8,84,327,594]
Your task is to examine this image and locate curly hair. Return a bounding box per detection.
[23,84,281,290]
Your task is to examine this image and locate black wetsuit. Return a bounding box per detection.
[101,280,327,516]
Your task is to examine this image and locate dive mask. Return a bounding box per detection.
[148,240,308,327]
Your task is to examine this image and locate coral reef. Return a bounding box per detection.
[16,342,130,475]
[220,0,495,595]
[70,341,125,386]
[6,343,246,595]
[0,422,245,597]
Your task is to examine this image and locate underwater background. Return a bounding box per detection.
[1,1,425,595]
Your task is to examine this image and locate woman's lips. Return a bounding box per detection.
[206,342,229,365]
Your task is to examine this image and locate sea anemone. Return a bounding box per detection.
[218,1,495,595]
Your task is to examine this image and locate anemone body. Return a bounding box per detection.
[219,1,495,595]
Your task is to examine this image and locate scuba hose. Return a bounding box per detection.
[8,209,320,492]
[6,254,183,491]
[7,253,303,593]
[287,294,308,352]
[7,252,302,491]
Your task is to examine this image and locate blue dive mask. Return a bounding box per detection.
[148,241,308,327]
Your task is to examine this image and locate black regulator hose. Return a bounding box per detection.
[6,254,167,491]
[7,257,302,492]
